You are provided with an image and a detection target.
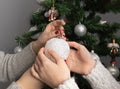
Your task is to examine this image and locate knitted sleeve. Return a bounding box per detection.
[55,77,80,89]
[0,42,36,82]
[7,82,21,89]
[84,61,120,89]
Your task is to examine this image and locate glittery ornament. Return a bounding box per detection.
[74,23,87,37]
[48,6,58,21]
[14,46,23,53]
[45,38,70,62]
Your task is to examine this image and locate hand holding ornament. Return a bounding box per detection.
[66,42,96,75]
[32,20,66,54]
[31,23,70,88]
[31,47,70,88]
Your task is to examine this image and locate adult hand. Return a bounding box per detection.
[31,47,70,88]
[66,42,96,75]
[32,20,66,54]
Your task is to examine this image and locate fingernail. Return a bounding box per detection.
[64,60,66,62]
[64,21,66,24]
[62,20,66,24]
[63,34,66,37]
[55,30,60,34]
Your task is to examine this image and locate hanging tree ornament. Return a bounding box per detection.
[28,26,41,39]
[90,50,100,61]
[14,46,23,53]
[74,22,87,37]
[107,61,120,78]
[47,0,58,21]
[108,39,119,55]
[14,42,23,53]
[44,11,49,17]
[107,39,120,78]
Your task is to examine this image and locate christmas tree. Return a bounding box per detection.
[15,0,120,89]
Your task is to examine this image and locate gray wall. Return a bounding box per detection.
[0,0,39,53]
[0,0,39,88]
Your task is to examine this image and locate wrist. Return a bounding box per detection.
[16,69,44,89]
[32,40,44,54]
[51,76,71,89]
[55,77,79,89]
[84,60,96,75]
[53,77,71,88]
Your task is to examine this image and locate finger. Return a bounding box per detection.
[66,58,73,70]
[31,65,41,80]
[34,61,40,73]
[55,26,64,31]
[68,41,82,50]
[37,47,47,63]
[60,29,66,40]
[59,26,65,36]
[51,26,65,37]
[50,20,66,27]
[51,30,61,37]
[48,49,63,64]
[38,47,54,64]
[60,29,65,35]
[35,56,41,67]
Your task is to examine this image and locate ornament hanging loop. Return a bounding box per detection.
[51,0,55,6]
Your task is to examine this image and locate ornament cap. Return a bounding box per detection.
[79,22,81,24]
[91,50,94,53]
[111,61,117,65]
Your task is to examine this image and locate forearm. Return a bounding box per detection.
[17,68,43,89]
[84,61,120,89]
[0,42,36,82]
[7,68,43,89]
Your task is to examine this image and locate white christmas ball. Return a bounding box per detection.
[74,23,87,37]
[14,46,23,53]
[45,38,70,62]
[44,11,49,17]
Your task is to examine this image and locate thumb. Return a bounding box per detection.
[48,49,62,64]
